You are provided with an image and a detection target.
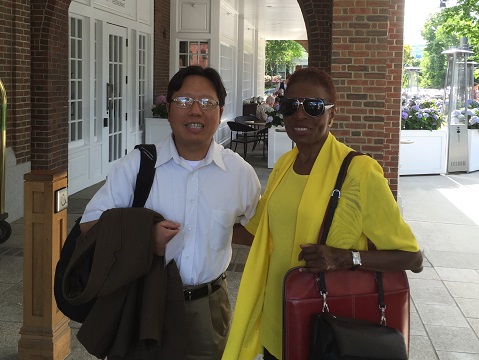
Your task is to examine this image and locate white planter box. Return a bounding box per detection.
[268,126,294,168]
[468,129,479,172]
[399,130,447,175]
[144,117,171,144]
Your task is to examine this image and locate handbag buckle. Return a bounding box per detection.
[379,305,387,326]
[321,291,329,312]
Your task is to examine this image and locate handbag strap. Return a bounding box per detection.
[315,151,388,325]
[317,151,361,246]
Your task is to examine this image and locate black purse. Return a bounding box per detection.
[308,151,408,360]
[309,273,408,360]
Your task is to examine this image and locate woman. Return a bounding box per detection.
[224,67,423,360]
[256,95,275,121]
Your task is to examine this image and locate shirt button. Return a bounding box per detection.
[190,199,195,203]
[188,227,192,231]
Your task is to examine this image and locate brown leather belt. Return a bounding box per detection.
[183,273,226,301]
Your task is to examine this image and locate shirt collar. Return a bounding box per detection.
[155,134,227,171]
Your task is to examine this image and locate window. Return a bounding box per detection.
[69,17,84,143]
[220,43,234,117]
[138,33,147,128]
[179,40,209,68]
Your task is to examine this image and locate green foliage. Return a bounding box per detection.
[265,40,305,76]
[420,12,459,89]
[415,1,479,89]
[440,0,479,63]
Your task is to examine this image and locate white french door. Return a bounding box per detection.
[68,0,154,195]
[102,23,128,175]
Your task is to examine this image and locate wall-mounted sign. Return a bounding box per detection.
[55,187,68,213]
[94,0,136,19]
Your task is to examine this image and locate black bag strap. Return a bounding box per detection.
[132,144,157,207]
[315,151,387,323]
[317,151,362,246]
[53,144,158,323]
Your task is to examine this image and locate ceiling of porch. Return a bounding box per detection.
[230,0,307,40]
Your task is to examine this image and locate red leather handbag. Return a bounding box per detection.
[283,268,410,360]
[282,152,410,360]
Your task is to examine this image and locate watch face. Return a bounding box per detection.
[352,251,361,266]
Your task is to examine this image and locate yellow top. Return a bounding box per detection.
[260,166,308,357]
[222,133,419,360]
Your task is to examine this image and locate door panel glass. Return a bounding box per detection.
[69,16,84,143]
[108,33,124,162]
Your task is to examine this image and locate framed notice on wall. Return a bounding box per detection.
[179,41,209,68]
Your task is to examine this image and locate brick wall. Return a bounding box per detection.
[298,0,404,196]
[30,0,70,170]
[298,0,333,71]
[0,0,32,164]
[383,0,405,194]
[154,0,171,100]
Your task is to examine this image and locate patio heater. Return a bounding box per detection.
[467,61,478,100]
[442,38,474,173]
[404,66,421,98]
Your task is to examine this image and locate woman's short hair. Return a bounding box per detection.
[167,65,227,106]
[285,67,336,104]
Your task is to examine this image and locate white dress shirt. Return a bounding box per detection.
[81,135,261,285]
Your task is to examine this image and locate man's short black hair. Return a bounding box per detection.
[167,66,227,107]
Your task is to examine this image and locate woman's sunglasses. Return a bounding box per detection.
[279,98,334,117]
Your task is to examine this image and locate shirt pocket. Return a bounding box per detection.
[209,209,236,251]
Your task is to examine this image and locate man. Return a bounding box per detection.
[80,65,261,359]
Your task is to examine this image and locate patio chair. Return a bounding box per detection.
[227,121,266,158]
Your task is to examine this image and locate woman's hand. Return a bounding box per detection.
[298,244,424,273]
[298,244,350,272]
[151,220,181,256]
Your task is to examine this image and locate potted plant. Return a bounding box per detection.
[401,98,445,131]
[399,97,447,175]
[456,100,479,172]
[144,95,171,144]
[265,107,293,168]
[152,95,168,118]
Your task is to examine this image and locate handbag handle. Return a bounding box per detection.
[315,151,388,325]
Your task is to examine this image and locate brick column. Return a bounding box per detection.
[18,171,70,360]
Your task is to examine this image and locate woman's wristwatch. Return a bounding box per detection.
[351,250,362,269]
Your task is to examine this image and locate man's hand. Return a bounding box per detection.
[151,220,181,256]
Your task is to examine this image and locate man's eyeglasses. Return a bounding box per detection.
[172,96,220,110]
[279,98,334,117]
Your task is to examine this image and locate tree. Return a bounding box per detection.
[420,12,459,89]
[419,0,479,88]
[441,0,479,60]
[441,0,479,79]
[265,40,305,77]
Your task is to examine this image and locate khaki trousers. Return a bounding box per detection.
[184,279,231,360]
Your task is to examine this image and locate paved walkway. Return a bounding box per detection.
[1,150,479,359]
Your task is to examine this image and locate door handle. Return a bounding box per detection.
[106,82,113,113]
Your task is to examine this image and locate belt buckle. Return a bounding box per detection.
[185,289,193,301]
